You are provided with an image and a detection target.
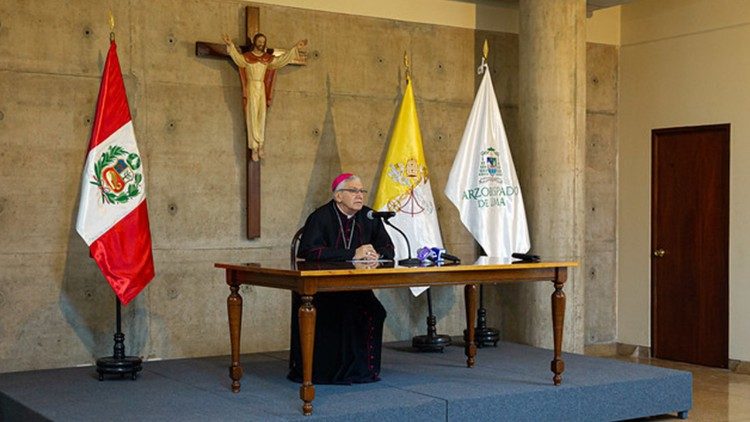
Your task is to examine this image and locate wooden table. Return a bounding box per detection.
[215,260,577,416]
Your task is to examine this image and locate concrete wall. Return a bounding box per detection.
[584,41,619,345]
[0,0,618,372]
[618,0,750,361]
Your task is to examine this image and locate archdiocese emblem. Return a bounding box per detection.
[479,147,503,184]
[90,145,143,204]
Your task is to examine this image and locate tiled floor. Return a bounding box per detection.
[607,355,750,421]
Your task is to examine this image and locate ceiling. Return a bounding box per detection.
[586,0,634,11]
[472,0,634,14]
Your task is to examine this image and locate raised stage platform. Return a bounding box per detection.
[0,341,691,421]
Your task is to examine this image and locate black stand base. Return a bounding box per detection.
[463,286,500,348]
[398,258,423,267]
[97,297,142,381]
[412,334,452,352]
[412,290,452,352]
[96,356,142,381]
[464,326,500,348]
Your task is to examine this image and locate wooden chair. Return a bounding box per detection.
[288,227,305,368]
[290,227,304,266]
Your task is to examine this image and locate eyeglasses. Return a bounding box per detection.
[337,188,368,195]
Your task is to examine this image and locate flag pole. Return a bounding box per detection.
[475,40,500,348]
[403,51,411,81]
[411,284,453,352]
[96,297,143,380]
[94,12,144,381]
[108,10,115,41]
[399,51,451,352]
[462,39,501,349]
[465,252,501,347]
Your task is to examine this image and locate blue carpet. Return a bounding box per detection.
[0,341,691,421]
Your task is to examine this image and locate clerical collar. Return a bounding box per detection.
[334,202,356,219]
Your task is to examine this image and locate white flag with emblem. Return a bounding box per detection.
[444,60,530,258]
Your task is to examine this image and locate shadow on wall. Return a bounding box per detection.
[297,74,342,230]
[59,191,149,361]
[373,67,457,340]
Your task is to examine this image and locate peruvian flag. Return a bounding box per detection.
[76,40,154,305]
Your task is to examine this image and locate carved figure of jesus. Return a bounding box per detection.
[222,33,307,161]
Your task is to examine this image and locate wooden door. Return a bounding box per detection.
[651,124,729,368]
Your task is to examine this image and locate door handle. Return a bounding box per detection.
[653,249,666,258]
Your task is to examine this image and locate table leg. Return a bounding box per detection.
[299,295,316,416]
[227,282,243,392]
[464,284,477,368]
[551,269,567,385]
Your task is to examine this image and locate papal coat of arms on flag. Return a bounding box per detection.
[383,158,434,216]
[374,74,443,295]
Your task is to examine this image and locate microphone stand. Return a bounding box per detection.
[383,219,421,267]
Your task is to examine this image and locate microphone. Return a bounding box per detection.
[511,252,540,263]
[417,246,461,264]
[417,246,437,262]
[366,210,396,220]
[431,247,461,263]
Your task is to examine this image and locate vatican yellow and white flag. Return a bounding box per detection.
[374,76,443,296]
[444,60,530,258]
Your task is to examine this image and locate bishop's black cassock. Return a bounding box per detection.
[289,200,394,384]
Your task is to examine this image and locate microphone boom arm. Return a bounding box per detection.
[383,219,422,267]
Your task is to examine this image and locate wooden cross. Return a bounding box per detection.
[195,5,304,239]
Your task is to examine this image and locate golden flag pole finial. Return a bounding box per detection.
[483,39,489,60]
[108,11,115,41]
[403,51,411,82]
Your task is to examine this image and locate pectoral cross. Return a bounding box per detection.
[195,5,305,239]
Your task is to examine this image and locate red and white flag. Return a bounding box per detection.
[76,40,154,305]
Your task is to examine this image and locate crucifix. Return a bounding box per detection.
[195,5,306,239]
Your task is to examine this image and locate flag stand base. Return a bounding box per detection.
[464,325,500,348]
[96,356,142,381]
[412,289,452,352]
[96,297,143,381]
[412,333,452,352]
[463,285,499,347]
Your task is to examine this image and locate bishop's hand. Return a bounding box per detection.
[296,39,308,50]
[353,244,379,261]
[221,33,233,46]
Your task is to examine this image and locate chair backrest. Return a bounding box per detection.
[290,227,304,266]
